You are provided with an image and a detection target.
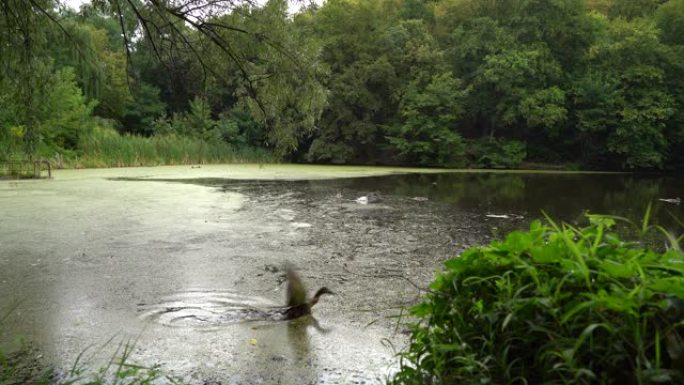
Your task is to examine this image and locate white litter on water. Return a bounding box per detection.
[658,198,681,205]
[291,222,312,228]
[486,214,524,219]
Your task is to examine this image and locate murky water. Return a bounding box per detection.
[0,165,681,384]
[281,171,683,228]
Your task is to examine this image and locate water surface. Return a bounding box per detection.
[0,165,681,384]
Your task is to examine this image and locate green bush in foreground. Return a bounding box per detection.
[393,215,684,384]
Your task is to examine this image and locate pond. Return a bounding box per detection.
[0,165,681,384]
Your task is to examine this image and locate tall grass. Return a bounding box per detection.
[2,304,144,385]
[58,337,173,385]
[0,341,172,385]
[72,127,276,168]
[0,321,174,385]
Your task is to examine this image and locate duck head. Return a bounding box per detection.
[309,287,335,306]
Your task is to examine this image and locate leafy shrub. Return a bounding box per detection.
[393,215,684,385]
[152,100,262,148]
[122,83,167,136]
[39,67,98,150]
[467,137,526,169]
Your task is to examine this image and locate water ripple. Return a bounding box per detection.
[137,289,288,328]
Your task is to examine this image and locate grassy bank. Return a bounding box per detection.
[1,127,276,175]
[72,127,276,168]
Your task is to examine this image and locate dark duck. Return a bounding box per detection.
[283,268,334,320]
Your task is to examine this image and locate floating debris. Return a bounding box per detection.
[354,192,381,204]
[264,264,279,273]
[658,198,681,205]
[410,197,428,202]
[486,214,524,219]
[275,208,296,221]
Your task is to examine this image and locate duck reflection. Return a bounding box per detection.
[287,314,332,362]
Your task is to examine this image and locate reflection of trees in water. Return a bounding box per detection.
[381,173,526,205]
[168,173,682,230]
[602,176,660,214]
[461,174,526,203]
[338,172,682,227]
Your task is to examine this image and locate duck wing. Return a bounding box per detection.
[286,268,307,307]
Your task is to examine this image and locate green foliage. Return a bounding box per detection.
[393,215,684,385]
[153,97,257,147]
[184,96,214,136]
[389,72,466,167]
[471,45,565,135]
[201,0,328,157]
[3,0,684,170]
[609,0,665,19]
[0,60,97,157]
[307,8,470,166]
[519,86,568,133]
[122,83,167,136]
[305,0,400,164]
[467,138,527,169]
[657,0,684,46]
[574,16,675,168]
[50,19,132,121]
[38,67,98,150]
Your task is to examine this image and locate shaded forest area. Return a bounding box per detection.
[1,0,684,170]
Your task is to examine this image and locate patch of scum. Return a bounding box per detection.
[0,167,497,385]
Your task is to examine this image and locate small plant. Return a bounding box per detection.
[2,304,172,385]
[0,345,52,385]
[61,338,167,385]
[0,338,171,385]
[393,213,684,384]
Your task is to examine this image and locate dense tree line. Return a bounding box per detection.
[1,0,683,170]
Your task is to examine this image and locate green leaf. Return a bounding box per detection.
[531,245,561,264]
[651,278,684,299]
[599,259,636,278]
[573,323,614,358]
[411,302,432,317]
